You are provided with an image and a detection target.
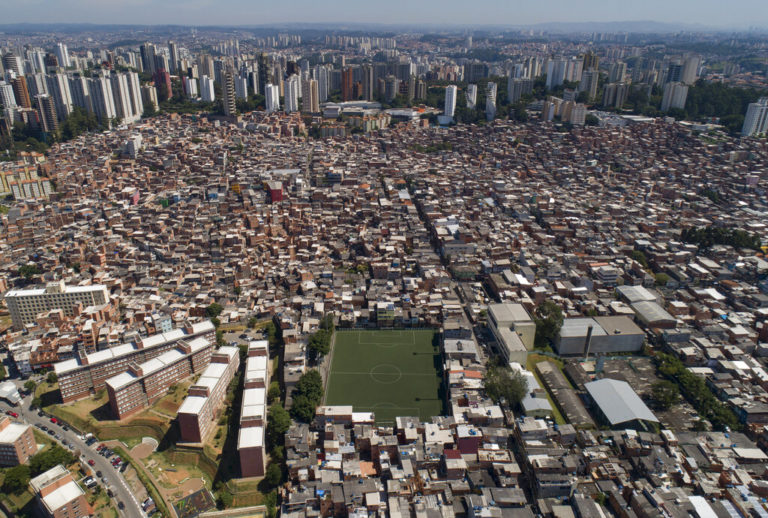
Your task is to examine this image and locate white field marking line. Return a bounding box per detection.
[330,371,438,376]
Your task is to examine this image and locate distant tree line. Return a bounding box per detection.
[681,225,762,251]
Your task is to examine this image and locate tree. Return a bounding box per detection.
[651,380,680,410]
[2,464,30,493]
[24,380,36,393]
[264,491,278,518]
[47,372,58,384]
[0,363,6,380]
[17,264,40,280]
[290,395,317,423]
[247,317,259,329]
[533,300,564,348]
[654,273,670,287]
[206,303,224,318]
[267,381,281,404]
[483,365,528,407]
[308,328,331,362]
[30,444,76,475]
[266,403,291,449]
[631,250,649,269]
[263,463,282,489]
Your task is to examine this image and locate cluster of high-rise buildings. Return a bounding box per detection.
[1,44,150,133]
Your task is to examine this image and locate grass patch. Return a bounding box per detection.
[326,330,443,424]
[525,354,568,425]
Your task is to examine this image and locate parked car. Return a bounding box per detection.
[88,459,95,466]
[5,411,18,418]
[49,417,57,424]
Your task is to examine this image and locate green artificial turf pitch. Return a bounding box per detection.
[325,330,443,424]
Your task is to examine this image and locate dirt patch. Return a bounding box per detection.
[164,467,192,485]
[179,477,204,495]
[131,442,154,460]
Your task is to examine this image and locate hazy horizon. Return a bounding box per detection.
[4,0,768,30]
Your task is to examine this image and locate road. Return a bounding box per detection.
[0,389,146,518]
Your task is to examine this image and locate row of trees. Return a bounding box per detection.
[656,353,740,431]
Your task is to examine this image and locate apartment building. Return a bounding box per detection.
[0,416,37,466]
[29,464,90,518]
[177,346,240,443]
[238,340,269,478]
[54,320,215,403]
[5,281,109,330]
[106,336,214,419]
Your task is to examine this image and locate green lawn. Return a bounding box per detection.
[325,330,443,424]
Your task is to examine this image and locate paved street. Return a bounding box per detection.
[0,389,146,518]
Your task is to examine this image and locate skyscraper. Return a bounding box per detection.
[183,77,198,98]
[35,94,58,133]
[741,98,768,137]
[265,83,280,113]
[444,85,457,118]
[284,75,299,113]
[661,82,689,112]
[27,74,48,98]
[140,43,157,76]
[54,43,70,68]
[141,85,159,111]
[681,55,701,85]
[508,78,533,104]
[608,62,627,83]
[361,64,374,101]
[222,70,236,116]
[11,77,32,109]
[153,69,172,101]
[583,51,599,71]
[168,41,180,74]
[485,82,497,121]
[2,53,24,77]
[546,59,567,90]
[69,75,92,113]
[88,75,117,121]
[111,73,133,123]
[46,73,73,119]
[200,75,215,102]
[314,65,329,103]
[301,78,319,113]
[602,82,630,109]
[234,75,248,100]
[466,84,477,110]
[0,82,17,109]
[578,70,600,102]
[125,71,144,119]
[341,67,355,102]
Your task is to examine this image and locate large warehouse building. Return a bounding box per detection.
[555,316,645,356]
[585,378,659,430]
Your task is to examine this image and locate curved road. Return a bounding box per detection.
[0,394,146,518]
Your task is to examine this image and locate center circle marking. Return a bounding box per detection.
[370,364,402,384]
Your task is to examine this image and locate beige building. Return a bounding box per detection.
[29,464,90,518]
[0,416,37,466]
[4,281,109,330]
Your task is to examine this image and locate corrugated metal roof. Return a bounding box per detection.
[585,378,658,425]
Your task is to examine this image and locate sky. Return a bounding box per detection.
[4,0,768,29]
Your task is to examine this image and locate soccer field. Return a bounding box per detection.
[325,329,444,424]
